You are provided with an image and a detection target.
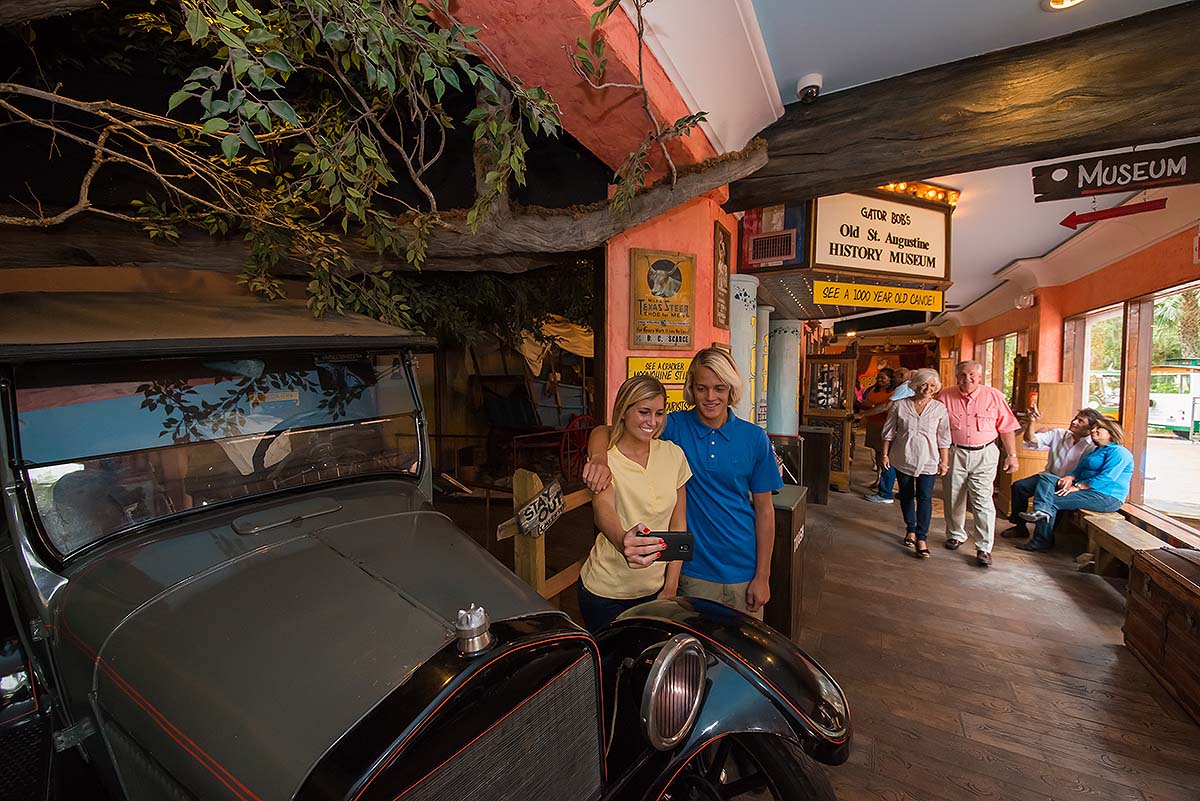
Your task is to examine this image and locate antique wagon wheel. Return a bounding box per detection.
[559,415,596,483]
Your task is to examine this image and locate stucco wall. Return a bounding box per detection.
[603,190,737,419]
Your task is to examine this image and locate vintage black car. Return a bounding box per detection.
[0,292,850,801]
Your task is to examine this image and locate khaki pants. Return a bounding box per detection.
[943,443,999,553]
[678,575,764,620]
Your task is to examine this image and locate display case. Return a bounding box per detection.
[802,353,857,492]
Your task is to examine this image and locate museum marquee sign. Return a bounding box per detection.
[811,193,950,282]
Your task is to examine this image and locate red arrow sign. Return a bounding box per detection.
[1060,198,1168,229]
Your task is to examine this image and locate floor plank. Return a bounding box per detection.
[799,438,1200,801]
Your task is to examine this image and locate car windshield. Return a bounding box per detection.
[14,351,421,557]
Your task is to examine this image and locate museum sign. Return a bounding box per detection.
[811,193,950,283]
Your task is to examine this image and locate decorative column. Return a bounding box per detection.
[755,305,773,429]
[729,275,759,422]
[767,319,803,435]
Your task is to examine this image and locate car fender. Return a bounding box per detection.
[596,596,850,798]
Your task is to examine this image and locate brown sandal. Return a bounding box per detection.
[915,542,931,559]
[902,535,915,548]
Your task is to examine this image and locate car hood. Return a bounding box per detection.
[60,495,555,801]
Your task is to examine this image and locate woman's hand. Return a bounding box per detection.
[937,460,949,476]
[1056,475,1075,491]
[622,524,664,568]
[881,452,891,470]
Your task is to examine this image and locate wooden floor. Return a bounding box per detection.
[806,450,1200,801]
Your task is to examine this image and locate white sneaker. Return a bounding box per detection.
[864,494,894,504]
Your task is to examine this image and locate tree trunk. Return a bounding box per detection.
[1180,289,1200,358]
[0,140,766,274]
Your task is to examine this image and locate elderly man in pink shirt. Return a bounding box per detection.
[938,360,1022,567]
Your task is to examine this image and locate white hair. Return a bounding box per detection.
[955,359,984,376]
[908,368,941,392]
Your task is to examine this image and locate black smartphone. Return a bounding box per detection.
[640,531,694,561]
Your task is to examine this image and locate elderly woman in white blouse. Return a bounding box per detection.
[881,368,951,559]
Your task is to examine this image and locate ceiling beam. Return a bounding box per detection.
[726,2,1200,212]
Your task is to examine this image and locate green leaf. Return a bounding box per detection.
[167,90,191,112]
[186,7,209,43]
[221,133,241,163]
[248,64,267,88]
[440,66,460,92]
[239,123,264,154]
[244,27,276,45]
[201,117,229,134]
[235,0,263,24]
[433,77,445,100]
[266,99,299,126]
[216,28,246,51]
[262,51,293,73]
[187,66,218,83]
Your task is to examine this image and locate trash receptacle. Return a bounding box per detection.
[765,485,807,641]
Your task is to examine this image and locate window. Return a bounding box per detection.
[1080,307,1123,418]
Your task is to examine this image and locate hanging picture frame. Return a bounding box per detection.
[713,222,731,330]
[629,248,696,351]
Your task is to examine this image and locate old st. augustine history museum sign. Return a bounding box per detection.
[811,193,950,283]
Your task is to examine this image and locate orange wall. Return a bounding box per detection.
[1056,228,1198,319]
[961,227,1199,382]
[603,190,736,419]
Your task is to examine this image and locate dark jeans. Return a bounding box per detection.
[878,461,896,500]
[1008,473,1041,528]
[577,583,659,632]
[1028,472,1124,549]
[896,471,937,540]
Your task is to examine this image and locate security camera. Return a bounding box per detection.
[797,73,823,104]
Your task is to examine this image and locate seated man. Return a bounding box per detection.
[1015,417,1133,552]
[1001,407,1102,539]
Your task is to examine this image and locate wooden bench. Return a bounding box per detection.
[1081,511,1167,576]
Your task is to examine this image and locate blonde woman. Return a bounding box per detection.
[881,368,951,559]
[578,376,691,631]
[583,348,781,619]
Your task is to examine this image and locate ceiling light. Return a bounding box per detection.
[1042,0,1085,10]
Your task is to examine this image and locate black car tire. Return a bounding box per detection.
[664,734,837,800]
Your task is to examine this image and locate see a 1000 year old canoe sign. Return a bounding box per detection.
[629,248,696,350]
[811,193,950,283]
[1033,143,1200,202]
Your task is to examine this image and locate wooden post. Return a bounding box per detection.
[512,468,546,595]
[1121,299,1153,505]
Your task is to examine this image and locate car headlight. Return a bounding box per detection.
[640,634,707,750]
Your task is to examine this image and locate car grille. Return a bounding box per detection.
[399,655,601,801]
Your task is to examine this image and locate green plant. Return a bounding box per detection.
[1,0,563,326]
[569,0,708,214]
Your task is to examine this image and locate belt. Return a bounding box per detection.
[953,442,995,451]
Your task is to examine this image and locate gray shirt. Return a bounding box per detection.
[882,398,952,476]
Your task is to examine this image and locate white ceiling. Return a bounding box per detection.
[631,1,1198,317]
[749,0,1188,100]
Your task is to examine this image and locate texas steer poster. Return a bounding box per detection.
[629,249,695,350]
[812,193,949,282]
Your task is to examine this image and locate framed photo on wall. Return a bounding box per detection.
[713,222,731,330]
[629,248,696,350]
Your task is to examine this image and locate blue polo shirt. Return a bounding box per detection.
[661,408,782,583]
[890,383,914,401]
[1070,443,1134,502]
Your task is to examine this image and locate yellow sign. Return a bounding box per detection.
[814,280,943,312]
[664,386,691,413]
[627,357,692,384]
[629,248,696,350]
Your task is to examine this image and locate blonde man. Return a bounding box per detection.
[584,347,781,618]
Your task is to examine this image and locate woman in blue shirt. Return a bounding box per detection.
[1015,417,1133,552]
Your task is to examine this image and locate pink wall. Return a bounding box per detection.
[448,0,715,172]
[603,190,737,420]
